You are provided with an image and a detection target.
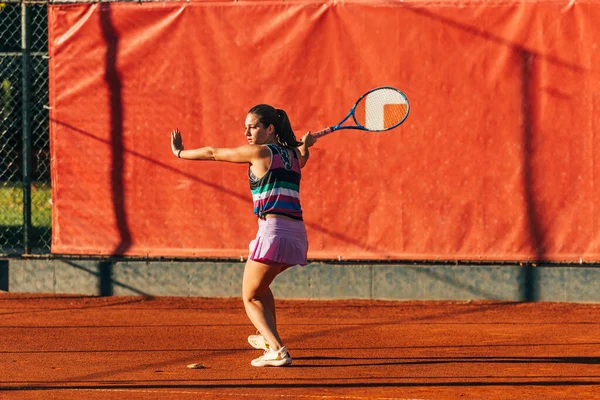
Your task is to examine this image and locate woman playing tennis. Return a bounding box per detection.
[170,105,316,367]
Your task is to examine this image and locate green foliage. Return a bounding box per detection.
[1,79,11,121]
[0,182,51,227]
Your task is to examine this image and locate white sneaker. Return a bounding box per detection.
[251,346,292,367]
[248,334,269,350]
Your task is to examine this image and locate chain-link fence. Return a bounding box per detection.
[0,0,50,255]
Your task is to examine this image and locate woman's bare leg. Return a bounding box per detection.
[262,287,276,328]
[242,260,289,350]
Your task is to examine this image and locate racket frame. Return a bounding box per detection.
[312,86,410,139]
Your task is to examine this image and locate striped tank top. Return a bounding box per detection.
[248,144,303,221]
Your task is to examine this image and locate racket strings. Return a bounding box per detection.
[355,88,409,131]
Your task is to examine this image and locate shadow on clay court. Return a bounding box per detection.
[283,302,522,348]
[297,342,600,351]
[3,380,599,391]
[290,355,600,368]
[0,296,152,317]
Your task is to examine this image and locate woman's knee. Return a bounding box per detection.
[242,289,262,304]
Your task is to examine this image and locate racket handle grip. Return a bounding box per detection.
[311,127,333,139]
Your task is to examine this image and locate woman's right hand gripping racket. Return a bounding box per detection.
[312,86,410,138]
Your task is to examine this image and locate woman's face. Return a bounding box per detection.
[244,113,274,145]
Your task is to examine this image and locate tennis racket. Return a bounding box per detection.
[311,86,410,138]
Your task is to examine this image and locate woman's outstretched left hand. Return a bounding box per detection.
[171,129,184,156]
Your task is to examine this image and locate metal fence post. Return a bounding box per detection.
[21,1,32,254]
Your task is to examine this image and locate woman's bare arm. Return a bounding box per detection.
[297,132,316,168]
[171,129,268,164]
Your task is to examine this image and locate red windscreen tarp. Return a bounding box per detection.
[49,0,600,261]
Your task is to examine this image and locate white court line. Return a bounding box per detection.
[67,388,425,400]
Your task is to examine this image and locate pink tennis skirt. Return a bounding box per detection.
[248,217,308,266]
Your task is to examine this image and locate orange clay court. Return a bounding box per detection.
[1,294,599,400]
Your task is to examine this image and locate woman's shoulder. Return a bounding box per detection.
[226,144,272,163]
[238,143,272,153]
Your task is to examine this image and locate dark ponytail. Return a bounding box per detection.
[248,104,302,147]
